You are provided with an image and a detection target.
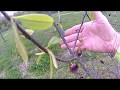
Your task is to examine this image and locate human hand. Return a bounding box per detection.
[61,11,120,53]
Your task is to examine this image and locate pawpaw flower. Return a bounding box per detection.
[70,63,79,73]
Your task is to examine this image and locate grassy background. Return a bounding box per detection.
[0,11,120,79]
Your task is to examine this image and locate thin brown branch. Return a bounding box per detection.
[1,11,69,62]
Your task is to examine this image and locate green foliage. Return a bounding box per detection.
[36,52,45,65]
[14,14,54,30]
[47,36,61,48]
[46,48,58,78]
[11,17,28,65]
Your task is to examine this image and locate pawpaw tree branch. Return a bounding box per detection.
[47,11,75,57]
[2,11,99,78]
[47,11,94,77]
[1,11,70,62]
[1,11,48,53]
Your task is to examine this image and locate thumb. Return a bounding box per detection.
[93,11,108,21]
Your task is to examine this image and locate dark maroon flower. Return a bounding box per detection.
[70,64,79,73]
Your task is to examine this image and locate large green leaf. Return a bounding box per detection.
[10,17,28,65]
[47,36,61,48]
[14,14,54,30]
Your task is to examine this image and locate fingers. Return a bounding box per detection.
[64,24,84,36]
[93,11,108,21]
[61,33,82,45]
[74,45,86,52]
[61,37,87,49]
[61,40,82,49]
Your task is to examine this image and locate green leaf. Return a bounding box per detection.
[47,36,61,48]
[53,22,63,31]
[90,11,94,20]
[50,53,53,79]
[19,29,34,38]
[35,53,43,56]
[36,52,45,65]
[14,14,54,30]
[47,48,58,69]
[10,17,28,66]
[25,29,34,35]
[46,48,58,78]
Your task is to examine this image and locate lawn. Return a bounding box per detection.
[0,11,120,79]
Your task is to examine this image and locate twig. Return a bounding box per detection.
[86,11,91,21]
[73,11,87,52]
[1,11,68,63]
[2,11,96,77]
[48,11,94,76]
[48,11,75,57]
[56,56,75,62]
[108,54,120,78]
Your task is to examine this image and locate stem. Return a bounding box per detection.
[48,11,94,76]
[108,54,120,78]
[86,11,91,21]
[73,11,87,52]
[1,11,47,53]
[56,56,75,62]
[2,11,99,78]
[1,11,66,62]
[48,11,75,57]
